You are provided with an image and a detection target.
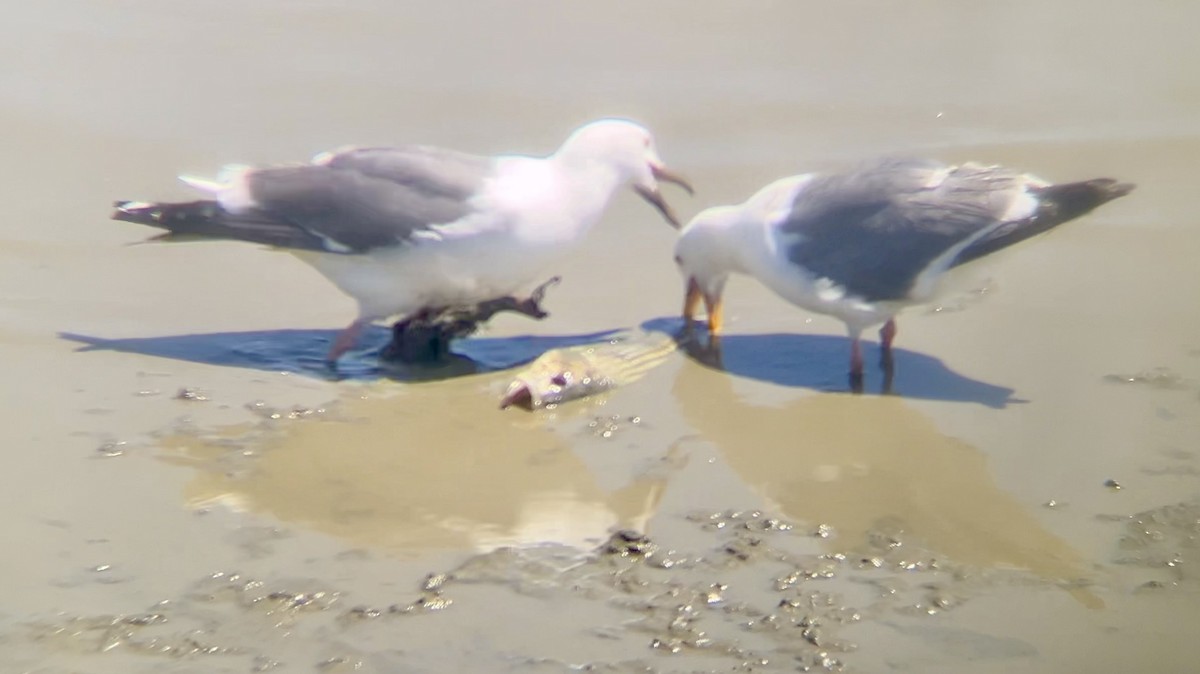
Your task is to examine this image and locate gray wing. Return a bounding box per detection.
[244,145,494,253]
[781,158,1032,302]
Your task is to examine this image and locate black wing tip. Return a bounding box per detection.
[109,199,226,228]
[1110,180,1137,199]
[1033,177,1137,219]
[1085,178,1136,200]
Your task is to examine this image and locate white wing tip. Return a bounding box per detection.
[177,175,222,193]
[312,146,359,165]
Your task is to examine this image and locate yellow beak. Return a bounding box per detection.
[683,277,723,335]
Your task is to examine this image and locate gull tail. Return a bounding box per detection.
[957,178,1136,266]
[110,199,327,250]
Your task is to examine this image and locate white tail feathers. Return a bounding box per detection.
[178,164,256,213]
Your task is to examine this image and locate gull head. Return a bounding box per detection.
[674,206,745,335]
[559,118,694,228]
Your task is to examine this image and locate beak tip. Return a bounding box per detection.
[651,164,695,196]
[634,184,682,230]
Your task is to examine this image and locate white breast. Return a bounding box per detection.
[752,224,895,335]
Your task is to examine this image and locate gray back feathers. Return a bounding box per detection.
[245,146,492,252]
[112,145,495,254]
[781,158,1104,302]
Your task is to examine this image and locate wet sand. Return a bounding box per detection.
[2,1,1199,672]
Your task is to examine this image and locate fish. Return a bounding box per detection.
[499,330,678,410]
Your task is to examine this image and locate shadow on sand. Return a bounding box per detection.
[58,326,623,383]
[639,317,1021,409]
[61,317,1020,408]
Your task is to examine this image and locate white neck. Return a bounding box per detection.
[548,153,625,231]
[716,207,774,276]
[730,174,815,271]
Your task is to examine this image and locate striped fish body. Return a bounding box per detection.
[500,330,677,410]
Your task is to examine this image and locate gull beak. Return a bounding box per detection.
[634,163,694,229]
[683,277,723,334]
[652,164,695,196]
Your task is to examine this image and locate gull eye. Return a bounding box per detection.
[674,254,683,265]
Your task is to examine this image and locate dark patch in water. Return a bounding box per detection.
[639,317,1021,408]
[58,328,621,383]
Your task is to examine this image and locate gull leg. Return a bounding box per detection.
[677,329,724,369]
[878,316,897,359]
[848,334,865,394]
[701,333,724,369]
[878,318,897,394]
[881,357,895,395]
[327,317,370,364]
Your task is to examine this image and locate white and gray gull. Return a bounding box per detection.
[673,157,1133,379]
[112,118,692,362]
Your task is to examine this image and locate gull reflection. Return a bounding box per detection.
[165,374,664,555]
[673,339,1098,606]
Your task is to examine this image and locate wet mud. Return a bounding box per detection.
[3,1,1200,673]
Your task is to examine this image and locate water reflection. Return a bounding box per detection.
[163,376,664,554]
[671,350,1095,600]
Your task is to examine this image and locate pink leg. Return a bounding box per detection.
[326,317,369,363]
[849,337,864,377]
[879,319,897,357]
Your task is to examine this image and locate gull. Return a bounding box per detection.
[112,118,692,363]
[673,157,1133,382]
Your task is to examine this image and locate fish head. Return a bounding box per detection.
[499,351,612,410]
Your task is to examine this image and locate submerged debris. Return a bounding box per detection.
[16,491,1141,673]
[244,401,328,421]
[95,441,126,458]
[382,276,561,363]
[601,530,659,559]
[1113,500,1199,585]
[1102,368,1190,390]
[175,387,209,401]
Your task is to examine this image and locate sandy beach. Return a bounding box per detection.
[2,2,1198,672]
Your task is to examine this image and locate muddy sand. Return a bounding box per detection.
[2,2,1199,672]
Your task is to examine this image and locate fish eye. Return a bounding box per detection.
[551,373,568,386]
[673,254,683,265]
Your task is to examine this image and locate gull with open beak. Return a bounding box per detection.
[111,118,693,363]
[674,157,1133,385]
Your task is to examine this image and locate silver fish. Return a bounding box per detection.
[500,330,677,410]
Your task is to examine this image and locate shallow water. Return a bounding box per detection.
[2,1,1199,672]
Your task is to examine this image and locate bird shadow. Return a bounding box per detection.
[58,326,624,383]
[640,317,1022,409]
